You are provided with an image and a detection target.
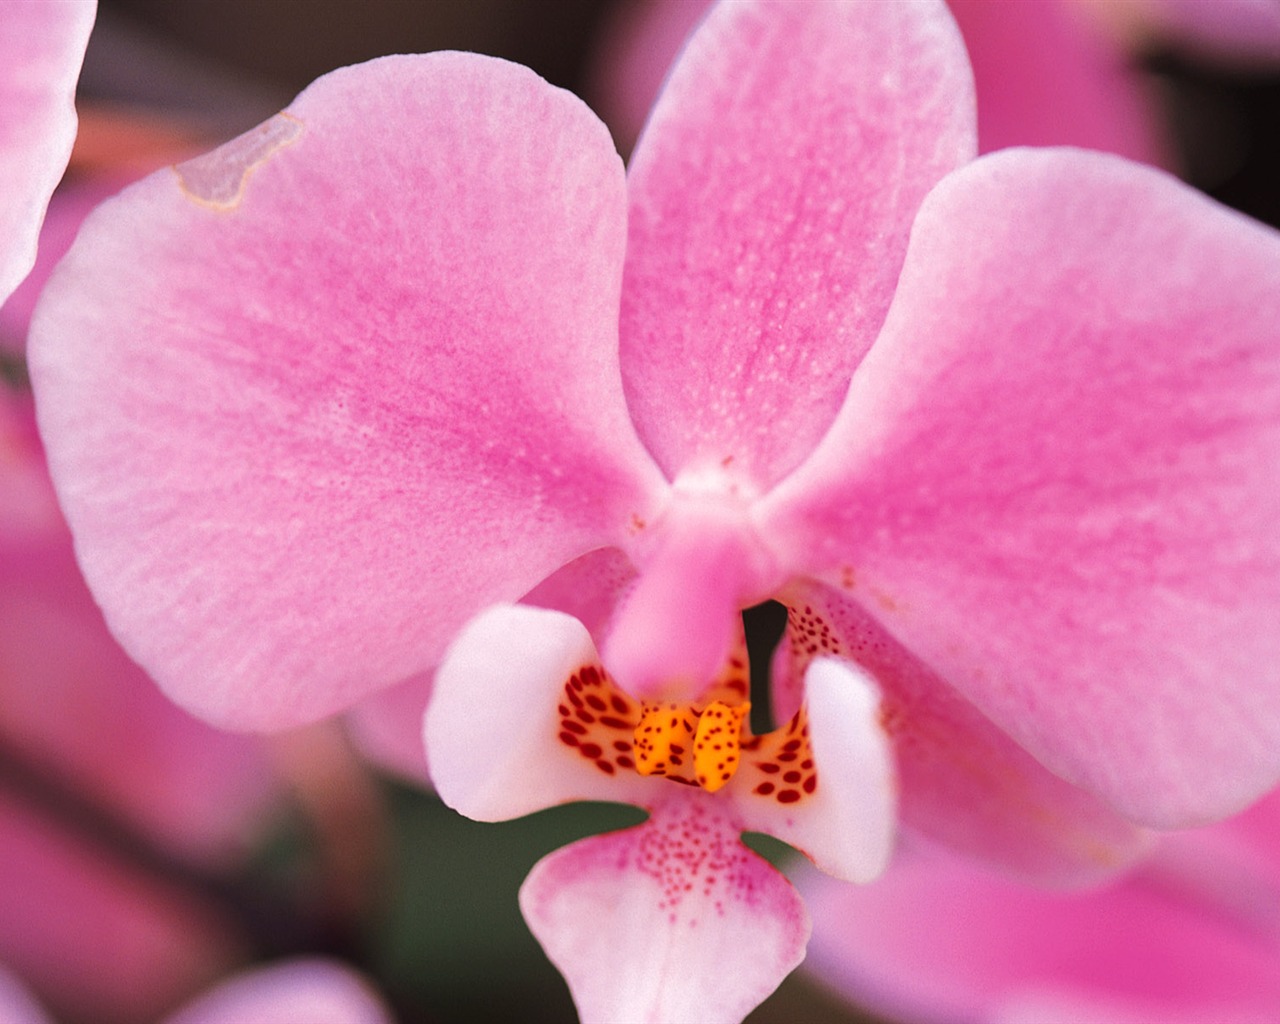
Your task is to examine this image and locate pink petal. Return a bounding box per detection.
[777,582,1152,884]
[426,605,652,821]
[165,960,392,1024]
[800,795,1280,1024]
[763,148,1280,829]
[949,0,1166,163]
[520,793,809,1024]
[0,0,94,303]
[619,0,976,490]
[733,658,896,884]
[30,53,666,730]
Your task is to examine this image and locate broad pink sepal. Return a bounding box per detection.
[765,148,1280,828]
[30,53,666,730]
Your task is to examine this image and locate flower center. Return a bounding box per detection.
[556,635,820,807]
[633,700,752,793]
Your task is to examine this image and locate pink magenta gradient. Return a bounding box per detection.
[0,0,94,304]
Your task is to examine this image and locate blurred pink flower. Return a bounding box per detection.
[26,0,1280,1018]
[1,177,288,1022]
[800,789,1280,1024]
[164,959,394,1024]
[0,958,394,1024]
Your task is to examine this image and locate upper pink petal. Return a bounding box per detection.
[164,960,393,1024]
[519,793,809,1024]
[619,0,976,490]
[0,0,94,303]
[30,53,666,730]
[763,148,1280,829]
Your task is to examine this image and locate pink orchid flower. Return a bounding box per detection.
[0,958,393,1024]
[26,0,1280,1019]
[164,959,394,1024]
[799,788,1280,1024]
[0,0,94,306]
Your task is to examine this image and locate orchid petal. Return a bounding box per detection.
[520,793,809,1024]
[764,149,1280,828]
[619,0,976,489]
[0,0,94,303]
[30,53,667,730]
[733,657,895,884]
[426,605,652,821]
[165,960,392,1024]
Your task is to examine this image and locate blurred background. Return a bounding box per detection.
[6,1,1279,1022]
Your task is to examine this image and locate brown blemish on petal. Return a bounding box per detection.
[174,112,303,210]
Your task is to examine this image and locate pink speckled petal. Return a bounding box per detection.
[165,960,392,1024]
[0,0,94,303]
[31,54,666,730]
[733,658,895,884]
[764,149,1280,829]
[619,0,975,489]
[426,605,652,820]
[777,583,1151,884]
[949,0,1166,163]
[520,793,809,1024]
[800,793,1280,1024]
